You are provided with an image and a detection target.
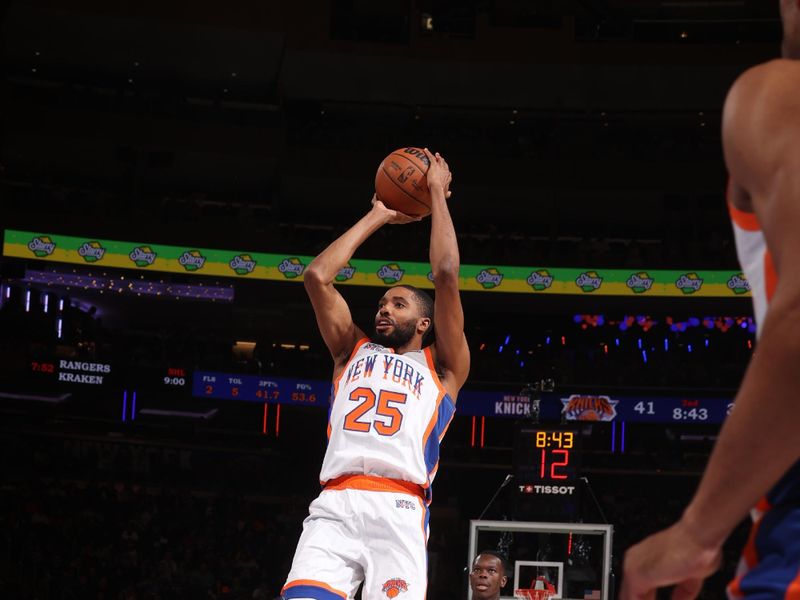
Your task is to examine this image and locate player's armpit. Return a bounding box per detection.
[303,269,364,368]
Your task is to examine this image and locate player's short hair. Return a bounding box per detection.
[473,549,509,575]
[395,285,433,319]
[394,285,435,345]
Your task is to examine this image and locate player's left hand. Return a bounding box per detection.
[424,148,453,198]
[620,519,722,600]
[370,195,421,225]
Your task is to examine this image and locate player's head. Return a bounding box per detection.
[373,285,433,349]
[470,550,509,600]
[781,0,800,58]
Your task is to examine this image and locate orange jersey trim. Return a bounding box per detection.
[741,514,764,570]
[788,577,800,600]
[423,347,448,398]
[420,387,448,493]
[728,201,761,232]
[765,249,778,302]
[421,347,454,490]
[754,496,772,514]
[727,576,743,599]
[417,496,429,600]
[332,337,370,398]
[787,576,800,599]
[323,473,425,499]
[328,337,371,440]
[282,579,347,600]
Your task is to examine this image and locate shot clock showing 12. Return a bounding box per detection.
[514,426,581,492]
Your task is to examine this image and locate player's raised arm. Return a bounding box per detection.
[304,197,419,368]
[680,58,800,556]
[622,59,800,600]
[424,149,470,399]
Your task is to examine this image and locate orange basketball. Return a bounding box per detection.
[375,147,432,217]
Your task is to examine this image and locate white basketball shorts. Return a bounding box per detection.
[282,475,430,600]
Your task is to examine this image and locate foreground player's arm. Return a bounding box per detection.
[425,149,470,399]
[622,60,800,600]
[304,199,419,367]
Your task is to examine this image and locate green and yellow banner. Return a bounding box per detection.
[3,229,752,298]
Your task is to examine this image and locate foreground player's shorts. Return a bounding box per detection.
[728,461,800,598]
[282,475,429,600]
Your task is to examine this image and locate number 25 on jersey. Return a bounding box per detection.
[343,387,407,437]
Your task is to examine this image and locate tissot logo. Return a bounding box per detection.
[518,485,576,495]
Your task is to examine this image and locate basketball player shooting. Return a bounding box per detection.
[281,149,470,600]
[622,2,800,598]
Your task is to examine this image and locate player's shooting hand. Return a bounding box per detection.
[423,148,453,198]
[371,195,421,225]
[620,519,722,600]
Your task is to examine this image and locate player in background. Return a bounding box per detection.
[470,551,509,600]
[622,1,800,597]
[281,149,470,600]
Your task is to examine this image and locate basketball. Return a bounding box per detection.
[374,147,432,217]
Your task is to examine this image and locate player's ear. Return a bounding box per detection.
[417,317,431,334]
[501,574,508,588]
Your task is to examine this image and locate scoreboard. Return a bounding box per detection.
[5,361,739,426]
[514,425,582,520]
[26,358,115,389]
[192,371,330,406]
[557,393,733,423]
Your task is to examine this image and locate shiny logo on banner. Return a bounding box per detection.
[179,250,207,272]
[575,271,603,293]
[278,257,305,278]
[229,254,256,275]
[27,236,56,257]
[527,269,554,291]
[727,273,750,295]
[377,264,404,284]
[626,272,654,294]
[78,241,106,263]
[476,268,503,289]
[561,394,618,421]
[675,273,704,294]
[335,263,356,282]
[129,246,157,267]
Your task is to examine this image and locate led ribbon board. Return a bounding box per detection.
[4,229,753,297]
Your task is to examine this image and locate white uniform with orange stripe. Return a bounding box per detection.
[728,202,776,336]
[726,202,800,599]
[283,338,456,600]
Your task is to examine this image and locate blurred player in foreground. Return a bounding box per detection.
[623,1,800,597]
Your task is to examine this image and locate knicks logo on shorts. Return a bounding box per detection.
[382,578,409,598]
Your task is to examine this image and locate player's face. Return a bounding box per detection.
[470,555,507,600]
[373,288,420,348]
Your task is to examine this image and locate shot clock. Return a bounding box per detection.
[514,426,582,520]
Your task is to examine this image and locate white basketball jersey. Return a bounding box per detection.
[729,200,776,336]
[319,338,456,501]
